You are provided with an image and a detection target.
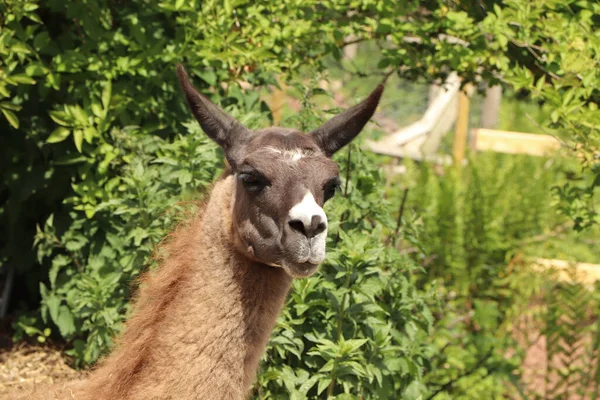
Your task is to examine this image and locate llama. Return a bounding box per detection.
[21,64,383,400]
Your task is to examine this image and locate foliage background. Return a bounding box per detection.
[1,0,599,399]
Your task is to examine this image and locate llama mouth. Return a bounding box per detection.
[281,261,320,278]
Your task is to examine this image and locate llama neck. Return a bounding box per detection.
[86,176,293,400]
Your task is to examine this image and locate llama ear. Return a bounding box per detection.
[309,85,384,156]
[176,64,253,166]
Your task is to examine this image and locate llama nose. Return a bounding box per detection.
[288,215,327,238]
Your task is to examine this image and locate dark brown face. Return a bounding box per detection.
[176,64,383,278]
[231,129,340,278]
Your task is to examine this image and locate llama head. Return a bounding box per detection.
[177,64,383,278]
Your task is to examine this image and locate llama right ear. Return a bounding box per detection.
[309,85,384,156]
[176,64,253,166]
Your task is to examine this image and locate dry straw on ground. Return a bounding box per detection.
[0,343,85,397]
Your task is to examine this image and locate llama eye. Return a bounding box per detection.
[238,172,268,192]
[323,178,341,202]
[240,173,257,183]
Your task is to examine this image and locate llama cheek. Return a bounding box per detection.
[246,229,288,266]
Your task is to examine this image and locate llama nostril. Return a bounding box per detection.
[308,215,326,238]
[288,219,306,236]
[314,222,327,236]
[288,217,327,238]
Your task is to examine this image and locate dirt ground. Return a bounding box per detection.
[0,318,84,397]
[0,343,85,397]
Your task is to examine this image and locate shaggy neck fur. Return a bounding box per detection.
[83,176,293,400]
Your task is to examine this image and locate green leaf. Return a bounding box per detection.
[83,126,96,143]
[49,111,70,126]
[1,109,19,128]
[73,129,83,152]
[10,74,36,85]
[194,68,217,86]
[18,322,42,337]
[69,105,89,126]
[0,84,10,97]
[56,306,76,336]
[0,102,22,111]
[47,127,71,143]
[46,295,60,323]
[102,81,112,110]
[342,338,368,354]
[130,227,149,246]
[26,63,48,77]
[91,101,104,118]
[49,264,59,288]
[24,3,39,12]
[10,42,31,54]
[317,377,332,395]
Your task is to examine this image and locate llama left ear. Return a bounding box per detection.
[176,64,254,167]
[309,85,384,156]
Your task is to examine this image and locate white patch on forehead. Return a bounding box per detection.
[288,151,303,161]
[264,147,313,162]
[289,191,327,228]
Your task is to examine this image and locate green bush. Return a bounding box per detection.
[391,155,540,399]
[388,151,600,399]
